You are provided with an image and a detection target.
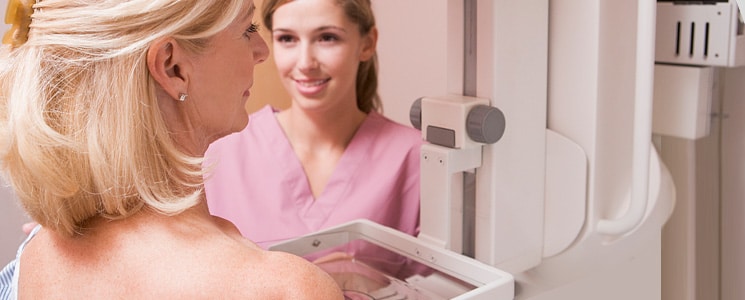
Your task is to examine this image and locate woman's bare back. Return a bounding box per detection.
[16,212,342,299]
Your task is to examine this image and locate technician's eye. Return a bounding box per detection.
[319,33,339,42]
[275,34,295,43]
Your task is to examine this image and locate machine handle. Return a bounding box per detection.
[596,0,655,236]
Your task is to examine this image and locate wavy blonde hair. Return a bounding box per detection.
[262,0,381,113]
[0,0,247,236]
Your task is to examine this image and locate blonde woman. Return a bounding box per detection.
[0,0,341,298]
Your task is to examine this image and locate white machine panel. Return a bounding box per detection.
[656,2,745,67]
[652,64,714,140]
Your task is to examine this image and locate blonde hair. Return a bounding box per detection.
[0,0,247,236]
[262,0,381,113]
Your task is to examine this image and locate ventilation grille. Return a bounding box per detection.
[656,2,739,67]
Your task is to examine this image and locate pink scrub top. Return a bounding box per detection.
[204,105,422,249]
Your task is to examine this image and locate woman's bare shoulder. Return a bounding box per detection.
[212,245,343,299]
[268,250,344,299]
[18,217,341,299]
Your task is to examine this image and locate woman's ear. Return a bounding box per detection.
[359,27,378,62]
[147,38,190,100]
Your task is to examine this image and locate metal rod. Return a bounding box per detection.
[462,0,478,258]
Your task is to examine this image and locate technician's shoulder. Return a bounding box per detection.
[371,112,422,145]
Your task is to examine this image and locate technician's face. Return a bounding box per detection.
[270,0,375,113]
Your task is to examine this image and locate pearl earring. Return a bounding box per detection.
[178,93,188,102]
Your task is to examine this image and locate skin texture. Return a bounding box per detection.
[15,2,343,299]
[270,0,378,198]
[20,204,342,299]
[150,5,269,155]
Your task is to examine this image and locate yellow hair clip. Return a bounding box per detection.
[2,0,34,47]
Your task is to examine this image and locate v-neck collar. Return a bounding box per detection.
[260,106,384,223]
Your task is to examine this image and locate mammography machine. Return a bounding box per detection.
[269,0,700,299]
[0,0,739,299]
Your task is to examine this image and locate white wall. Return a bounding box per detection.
[0,0,32,264]
[721,66,745,300]
[372,0,452,126]
[0,182,28,264]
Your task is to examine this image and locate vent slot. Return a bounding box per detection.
[676,21,681,55]
[704,22,710,57]
[689,21,696,57]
